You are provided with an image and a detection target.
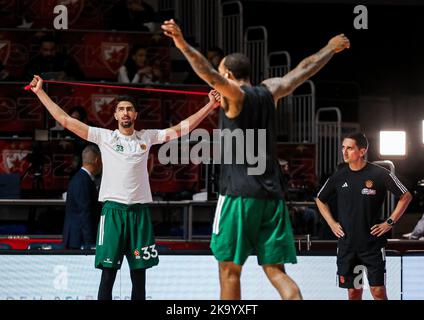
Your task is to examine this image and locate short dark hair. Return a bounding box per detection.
[82,144,101,165]
[116,95,138,111]
[344,132,368,150]
[223,53,251,80]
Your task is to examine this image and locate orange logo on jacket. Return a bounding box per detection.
[365,180,374,188]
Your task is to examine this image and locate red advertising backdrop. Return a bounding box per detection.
[0,83,217,194]
[0,127,313,195]
[0,139,75,191]
[0,139,205,193]
[0,29,170,80]
[1,0,125,30]
[0,83,217,132]
[148,146,203,194]
[0,83,45,132]
[45,84,217,131]
[0,81,319,196]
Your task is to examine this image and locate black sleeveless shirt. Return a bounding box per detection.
[218,85,285,199]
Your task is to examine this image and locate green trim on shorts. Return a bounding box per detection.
[210,195,297,266]
[95,200,159,270]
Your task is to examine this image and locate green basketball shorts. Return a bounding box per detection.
[95,201,159,270]
[210,195,297,266]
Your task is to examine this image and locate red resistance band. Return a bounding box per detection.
[24,80,209,96]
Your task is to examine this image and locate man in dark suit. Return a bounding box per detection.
[63,144,102,249]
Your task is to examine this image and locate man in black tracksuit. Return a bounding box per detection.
[316,133,412,300]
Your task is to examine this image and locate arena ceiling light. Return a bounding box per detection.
[422,121,424,144]
[379,131,406,156]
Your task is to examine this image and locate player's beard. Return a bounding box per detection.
[120,119,133,128]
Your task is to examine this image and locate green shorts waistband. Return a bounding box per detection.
[103,200,147,211]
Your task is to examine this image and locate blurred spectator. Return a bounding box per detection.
[20,140,45,198]
[277,158,291,199]
[69,106,88,123]
[63,144,102,249]
[66,106,90,177]
[207,47,225,69]
[278,158,318,236]
[111,0,160,32]
[279,159,293,186]
[184,46,224,84]
[403,179,424,240]
[289,205,318,236]
[118,44,162,84]
[403,214,424,240]
[25,35,84,81]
